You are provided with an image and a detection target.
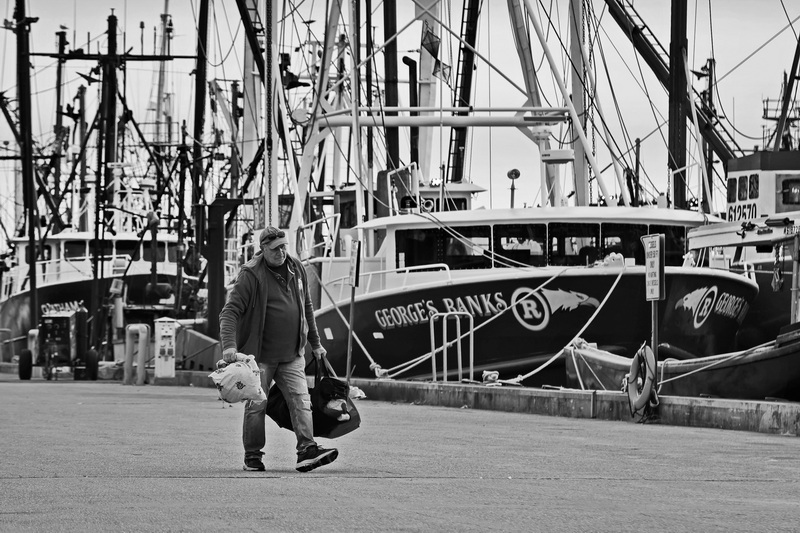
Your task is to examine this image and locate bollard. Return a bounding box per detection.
[27,329,39,365]
[124,324,150,386]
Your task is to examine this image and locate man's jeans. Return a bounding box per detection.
[243,355,315,459]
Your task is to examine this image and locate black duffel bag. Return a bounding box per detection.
[266,354,361,439]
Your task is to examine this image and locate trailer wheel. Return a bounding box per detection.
[86,349,99,381]
[18,349,32,380]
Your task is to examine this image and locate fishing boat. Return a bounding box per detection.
[566,208,800,401]
[309,206,757,385]
[244,1,767,385]
[694,150,800,349]
[0,7,208,363]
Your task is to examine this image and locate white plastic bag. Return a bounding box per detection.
[208,354,267,403]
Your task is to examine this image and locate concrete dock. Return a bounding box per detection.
[1,371,799,532]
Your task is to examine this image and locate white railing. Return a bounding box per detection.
[297,213,340,261]
[0,254,176,299]
[429,311,474,382]
[324,263,453,304]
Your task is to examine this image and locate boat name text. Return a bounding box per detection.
[374,292,507,329]
[373,288,600,332]
[676,286,750,328]
[41,301,84,315]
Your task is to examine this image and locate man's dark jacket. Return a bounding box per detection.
[219,252,322,361]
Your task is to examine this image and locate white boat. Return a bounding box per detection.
[0,9,206,364]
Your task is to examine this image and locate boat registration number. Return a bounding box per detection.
[783,225,800,236]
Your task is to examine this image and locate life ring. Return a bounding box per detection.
[627,345,656,411]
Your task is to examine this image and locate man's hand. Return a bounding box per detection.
[222,347,238,363]
[312,346,327,360]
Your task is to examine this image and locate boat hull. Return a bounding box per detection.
[565,338,800,402]
[732,260,793,348]
[0,273,193,356]
[313,266,758,385]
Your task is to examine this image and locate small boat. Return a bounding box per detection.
[565,335,800,402]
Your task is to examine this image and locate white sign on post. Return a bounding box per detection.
[641,234,665,301]
[349,240,361,287]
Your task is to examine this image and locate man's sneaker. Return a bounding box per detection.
[296,445,338,473]
[243,457,266,471]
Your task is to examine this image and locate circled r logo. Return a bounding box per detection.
[693,286,717,329]
[511,287,550,331]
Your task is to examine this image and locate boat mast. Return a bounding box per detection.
[667,0,688,209]
[383,0,400,170]
[191,0,209,241]
[350,0,368,251]
[772,36,800,151]
[568,0,589,205]
[14,0,38,332]
[154,1,171,192]
[506,0,560,207]
[521,0,610,203]
[89,12,120,351]
[54,30,67,200]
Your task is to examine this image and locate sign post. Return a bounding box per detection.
[345,241,361,384]
[641,234,665,371]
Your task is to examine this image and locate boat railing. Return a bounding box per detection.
[324,263,453,303]
[297,214,341,261]
[429,311,474,383]
[2,253,178,296]
[224,237,245,286]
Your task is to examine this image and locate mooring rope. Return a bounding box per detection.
[505,264,626,384]
[381,266,570,379]
[656,340,774,392]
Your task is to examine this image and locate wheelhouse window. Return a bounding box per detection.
[493,224,546,267]
[167,243,179,262]
[143,241,166,262]
[25,245,53,264]
[88,240,113,259]
[442,226,491,269]
[396,225,491,270]
[64,241,87,259]
[601,223,647,264]
[650,224,687,266]
[748,174,759,199]
[549,222,600,266]
[115,240,141,261]
[726,178,737,203]
[781,178,800,205]
[737,175,748,201]
[396,228,439,268]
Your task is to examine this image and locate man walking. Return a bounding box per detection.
[219,226,338,472]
